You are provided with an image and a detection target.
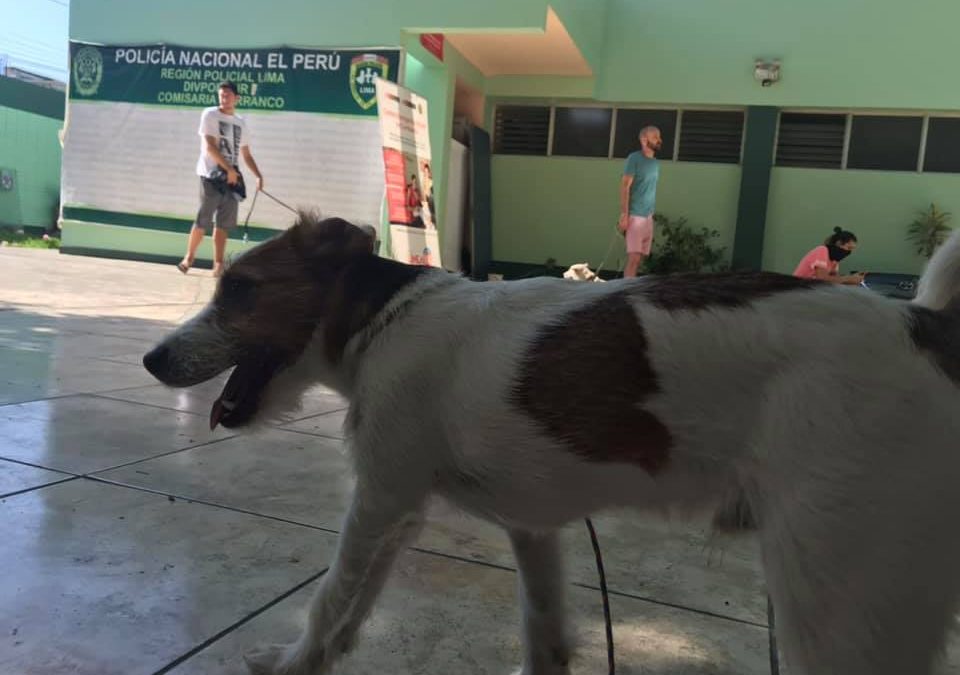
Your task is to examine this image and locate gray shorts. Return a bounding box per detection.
[195,177,238,231]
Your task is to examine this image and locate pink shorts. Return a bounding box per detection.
[625,215,654,255]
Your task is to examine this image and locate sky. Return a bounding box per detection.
[0,0,70,82]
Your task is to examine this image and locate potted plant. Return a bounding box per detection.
[642,213,727,274]
[907,203,952,259]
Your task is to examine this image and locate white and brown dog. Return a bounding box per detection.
[144,213,960,675]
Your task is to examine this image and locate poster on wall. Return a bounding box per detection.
[62,42,401,236]
[374,77,441,268]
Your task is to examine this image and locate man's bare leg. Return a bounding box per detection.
[212,228,229,277]
[179,226,206,273]
[624,253,645,278]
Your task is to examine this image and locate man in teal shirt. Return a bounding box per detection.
[618,126,663,277]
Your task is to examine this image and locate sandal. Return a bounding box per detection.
[176,259,192,274]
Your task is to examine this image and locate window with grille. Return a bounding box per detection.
[677,110,744,164]
[493,105,550,156]
[847,115,923,171]
[613,109,678,159]
[776,113,846,168]
[923,117,960,173]
[552,107,613,158]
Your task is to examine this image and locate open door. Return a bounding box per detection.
[469,126,492,281]
[443,138,469,273]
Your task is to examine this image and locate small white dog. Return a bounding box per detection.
[144,213,960,675]
[563,262,605,282]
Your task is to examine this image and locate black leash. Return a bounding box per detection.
[240,188,299,243]
[768,595,781,675]
[586,517,615,674]
[587,522,779,675]
[260,188,298,214]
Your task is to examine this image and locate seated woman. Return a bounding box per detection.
[793,227,865,285]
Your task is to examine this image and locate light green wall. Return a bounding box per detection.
[70,0,551,46]
[597,0,960,109]
[486,76,595,99]
[487,0,960,270]
[434,34,486,93]
[548,0,609,71]
[0,106,62,229]
[764,168,960,276]
[71,0,960,272]
[491,156,740,268]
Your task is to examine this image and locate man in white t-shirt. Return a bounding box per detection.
[177,81,264,277]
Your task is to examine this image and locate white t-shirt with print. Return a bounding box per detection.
[195,107,251,178]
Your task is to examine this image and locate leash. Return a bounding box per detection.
[580,227,626,674]
[240,188,299,243]
[591,223,625,280]
[585,518,615,674]
[768,595,781,675]
[260,188,298,214]
[588,522,780,675]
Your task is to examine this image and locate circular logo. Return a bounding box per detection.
[73,46,103,97]
[0,172,13,191]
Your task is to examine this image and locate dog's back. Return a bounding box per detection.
[145,216,960,675]
[350,248,960,674]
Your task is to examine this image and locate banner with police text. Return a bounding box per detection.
[63,41,402,233]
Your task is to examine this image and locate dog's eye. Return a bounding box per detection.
[225,276,252,295]
[219,275,257,309]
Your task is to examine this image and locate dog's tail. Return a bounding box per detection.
[914,229,960,311]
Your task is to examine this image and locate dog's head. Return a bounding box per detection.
[142,213,375,430]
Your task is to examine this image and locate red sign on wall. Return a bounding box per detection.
[419,33,444,62]
[381,148,410,225]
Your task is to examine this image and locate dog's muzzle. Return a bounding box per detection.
[143,342,284,429]
[142,343,172,380]
[209,353,285,430]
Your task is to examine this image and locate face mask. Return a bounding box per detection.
[827,244,851,262]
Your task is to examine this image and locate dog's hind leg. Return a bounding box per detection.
[509,529,573,675]
[753,401,960,675]
[760,492,960,675]
[245,486,425,675]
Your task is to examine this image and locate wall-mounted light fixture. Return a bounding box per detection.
[754,59,782,87]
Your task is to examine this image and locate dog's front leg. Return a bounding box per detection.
[246,487,425,675]
[509,529,573,675]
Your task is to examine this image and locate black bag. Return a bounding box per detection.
[207,165,247,201]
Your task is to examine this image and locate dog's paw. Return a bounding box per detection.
[244,643,325,675]
[244,644,288,675]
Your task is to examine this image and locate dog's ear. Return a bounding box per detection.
[289,211,372,263]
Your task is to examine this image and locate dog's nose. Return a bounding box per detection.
[142,344,170,377]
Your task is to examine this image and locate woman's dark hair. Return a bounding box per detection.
[219,81,239,95]
[825,227,857,247]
